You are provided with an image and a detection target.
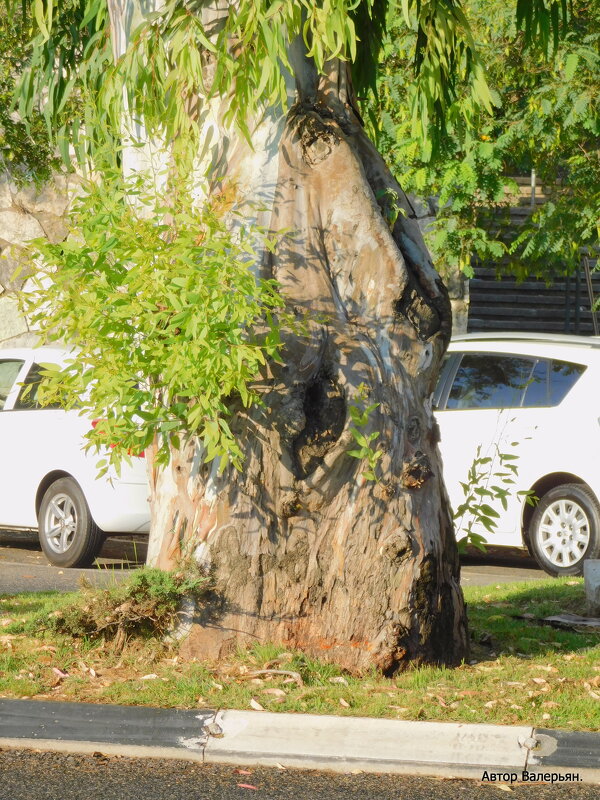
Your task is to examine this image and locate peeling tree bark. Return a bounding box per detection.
[111,4,469,673]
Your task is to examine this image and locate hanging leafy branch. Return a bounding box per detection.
[516,0,570,53]
[13,0,506,165]
[371,0,593,279]
[0,1,59,179]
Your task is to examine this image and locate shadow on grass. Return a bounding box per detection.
[0,591,72,618]
[465,580,599,661]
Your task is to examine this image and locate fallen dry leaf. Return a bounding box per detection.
[531,678,547,685]
[52,668,68,679]
[249,698,265,711]
[339,698,350,708]
[263,688,286,698]
[140,674,158,680]
[233,769,253,775]
[236,784,258,790]
[246,669,303,687]
[329,676,349,686]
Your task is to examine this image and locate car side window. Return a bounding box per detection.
[432,354,456,409]
[446,353,535,410]
[522,359,549,407]
[549,359,586,405]
[14,363,44,410]
[14,363,63,410]
[0,360,24,410]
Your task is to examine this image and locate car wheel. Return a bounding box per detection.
[38,477,104,568]
[529,483,600,577]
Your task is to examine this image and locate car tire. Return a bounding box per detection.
[38,477,104,568]
[528,483,600,577]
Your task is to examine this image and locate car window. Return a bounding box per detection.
[14,363,63,410]
[520,358,586,407]
[522,359,549,407]
[446,353,535,410]
[0,360,24,410]
[432,354,456,409]
[549,359,586,405]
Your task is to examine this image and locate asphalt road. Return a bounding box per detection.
[0,532,148,594]
[0,751,596,800]
[0,531,547,594]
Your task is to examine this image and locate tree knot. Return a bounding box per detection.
[379,529,413,563]
[290,108,341,166]
[401,451,434,489]
[279,491,302,519]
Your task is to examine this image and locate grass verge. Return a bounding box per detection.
[1,574,600,730]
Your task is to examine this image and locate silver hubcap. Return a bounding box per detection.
[538,498,590,568]
[42,493,78,554]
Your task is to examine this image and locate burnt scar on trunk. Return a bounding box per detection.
[293,370,345,478]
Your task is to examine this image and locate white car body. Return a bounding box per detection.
[435,333,600,574]
[0,346,150,540]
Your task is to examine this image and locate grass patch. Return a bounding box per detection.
[1,575,600,730]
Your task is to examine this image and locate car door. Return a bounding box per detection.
[0,356,33,527]
[492,356,589,496]
[0,357,83,528]
[435,351,539,546]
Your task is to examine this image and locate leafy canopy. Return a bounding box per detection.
[373,0,596,278]
[0,2,59,180]
[16,0,509,164]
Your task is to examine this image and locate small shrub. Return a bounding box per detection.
[46,566,210,649]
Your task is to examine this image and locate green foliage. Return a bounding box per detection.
[371,0,598,279]
[12,0,578,268]
[14,0,502,166]
[17,0,370,162]
[22,171,286,470]
[347,383,383,482]
[454,442,536,553]
[16,0,112,169]
[0,3,59,180]
[516,0,569,53]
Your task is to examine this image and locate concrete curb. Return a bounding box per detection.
[1,699,599,782]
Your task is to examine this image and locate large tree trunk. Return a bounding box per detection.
[115,7,469,672]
